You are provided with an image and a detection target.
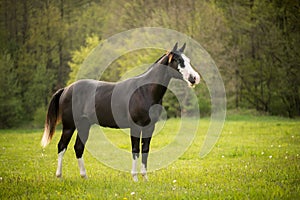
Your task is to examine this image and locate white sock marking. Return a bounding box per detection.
[141,163,147,175]
[77,158,87,178]
[141,162,148,181]
[131,155,138,182]
[56,148,66,178]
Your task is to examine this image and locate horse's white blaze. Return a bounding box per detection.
[56,148,66,178]
[77,158,87,178]
[131,155,138,182]
[178,54,200,87]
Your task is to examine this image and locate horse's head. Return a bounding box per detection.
[166,43,200,87]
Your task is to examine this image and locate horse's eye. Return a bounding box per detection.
[179,59,185,67]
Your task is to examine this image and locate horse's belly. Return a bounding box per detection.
[97,116,119,128]
[96,110,130,129]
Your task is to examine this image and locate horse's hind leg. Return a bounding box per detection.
[56,127,75,178]
[74,118,90,178]
[74,135,88,178]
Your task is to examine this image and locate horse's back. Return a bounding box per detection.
[60,79,108,126]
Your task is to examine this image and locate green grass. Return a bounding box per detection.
[0,116,299,199]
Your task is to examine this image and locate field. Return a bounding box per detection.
[0,115,299,199]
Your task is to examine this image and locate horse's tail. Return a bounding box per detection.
[41,88,64,148]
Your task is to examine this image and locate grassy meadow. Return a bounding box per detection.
[0,115,299,199]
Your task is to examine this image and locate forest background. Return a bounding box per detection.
[0,0,299,128]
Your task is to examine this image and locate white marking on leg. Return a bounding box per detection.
[141,153,148,181]
[141,163,148,181]
[131,153,139,182]
[56,148,66,178]
[77,158,87,178]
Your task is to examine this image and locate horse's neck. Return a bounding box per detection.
[142,57,171,103]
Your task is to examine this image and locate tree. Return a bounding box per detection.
[68,34,100,84]
[0,0,299,129]
[0,53,22,128]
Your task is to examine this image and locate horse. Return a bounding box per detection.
[41,42,200,181]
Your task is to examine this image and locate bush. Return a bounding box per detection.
[32,106,47,128]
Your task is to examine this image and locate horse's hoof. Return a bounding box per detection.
[80,173,88,179]
[142,174,148,182]
[132,175,138,182]
[56,173,62,178]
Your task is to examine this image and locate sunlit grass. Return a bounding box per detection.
[0,116,299,199]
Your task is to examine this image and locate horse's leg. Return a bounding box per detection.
[74,135,88,178]
[74,118,90,178]
[56,127,75,178]
[130,127,141,182]
[141,125,154,181]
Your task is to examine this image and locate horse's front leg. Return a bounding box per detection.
[141,125,154,181]
[130,127,141,182]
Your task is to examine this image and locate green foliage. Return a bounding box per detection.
[163,90,181,118]
[0,53,22,128]
[32,106,47,128]
[0,0,299,128]
[68,35,100,85]
[0,117,299,198]
[217,0,300,117]
[100,48,164,82]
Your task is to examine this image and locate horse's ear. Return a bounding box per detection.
[172,42,178,52]
[179,43,186,52]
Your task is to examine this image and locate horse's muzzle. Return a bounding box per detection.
[188,73,200,87]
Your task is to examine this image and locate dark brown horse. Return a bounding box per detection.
[41,43,200,181]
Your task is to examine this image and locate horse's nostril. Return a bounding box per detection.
[188,75,196,84]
